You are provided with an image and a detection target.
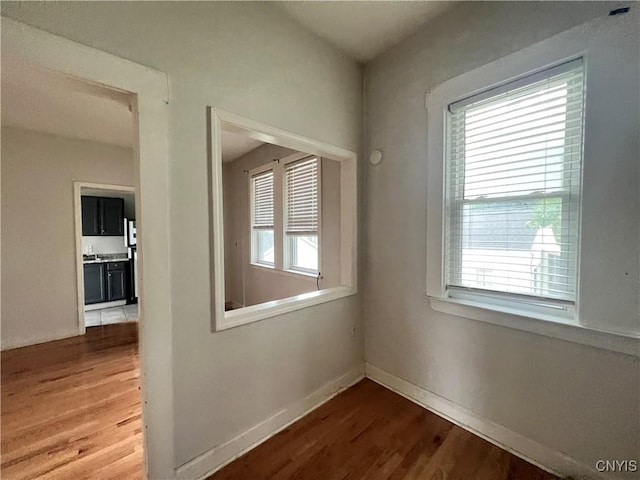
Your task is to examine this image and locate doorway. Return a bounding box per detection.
[74,183,138,334]
[1,55,145,477]
[2,17,173,478]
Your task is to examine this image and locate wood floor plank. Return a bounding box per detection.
[1,323,143,480]
[209,379,558,480]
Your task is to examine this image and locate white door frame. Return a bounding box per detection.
[73,182,136,334]
[2,18,175,478]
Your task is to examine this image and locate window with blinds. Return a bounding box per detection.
[251,170,274,265]
[444,58,585,308]
[285,157,319,273]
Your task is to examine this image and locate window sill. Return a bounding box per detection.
[250,263,318,280]
[285,268,318,278]
[251,262,274,270]
[219,286,357,330]
[428,296,639,356]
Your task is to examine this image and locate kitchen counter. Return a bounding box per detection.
[83,255,129,264]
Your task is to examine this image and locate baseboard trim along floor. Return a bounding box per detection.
[174,365,365,480]
[175,362,604,480]
[1,329,79,351]
[364,363,603,480]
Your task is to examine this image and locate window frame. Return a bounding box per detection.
[428,57,586,325]
[287,235,320,276]
[248,153,322,276]
[249,164,276,267]
[442,60,584,320]
[209,108,358,332]
[282,153,322,276]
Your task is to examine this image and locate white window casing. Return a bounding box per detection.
[425,10,639,356]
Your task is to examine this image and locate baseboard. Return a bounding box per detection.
[175,364,365,480]
[365,363,603,480]
[1,329,80,351]
[84,300,127,311]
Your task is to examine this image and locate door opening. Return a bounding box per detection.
[1,17,173,476]
[74,183,138,333]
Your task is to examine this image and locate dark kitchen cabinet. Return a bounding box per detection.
[100,198,125,236]
[106,262,128,301]
[84,261,128,305]
[106,267,127,301]
[84,263,106,304]
[81,196,100,236]
[81,196,124,236]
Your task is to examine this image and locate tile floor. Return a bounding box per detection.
[85,304,138,327]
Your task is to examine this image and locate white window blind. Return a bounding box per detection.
[285,157,319,235]
[252,171,274,229]
[445,58,585,305]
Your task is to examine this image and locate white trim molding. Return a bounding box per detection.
[365,363,605,480]
[2,17,174,478]
[207,107,358,331]
[0,18,169,103]
[223,286,357,330]
[175,365,365,480]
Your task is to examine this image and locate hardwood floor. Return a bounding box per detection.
[209,379,557,480]
[2,329,557,480]
[1,323,143,480]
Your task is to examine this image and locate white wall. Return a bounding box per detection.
[1,126,134,349]
[1,2,364,473]
[223,143,342,307]
[364,1,638,475]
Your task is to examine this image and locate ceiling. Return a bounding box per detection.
[221,130,264,163]
[1,55,135,147]
[2,55,265,159]
[274,1,454,63]
[1,3,455,151]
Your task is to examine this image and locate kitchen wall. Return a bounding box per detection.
[1,126,134,349]
[223,143,342,308]
[81,236,128,256]
[0,2,364,476]
[363,1,638,476]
